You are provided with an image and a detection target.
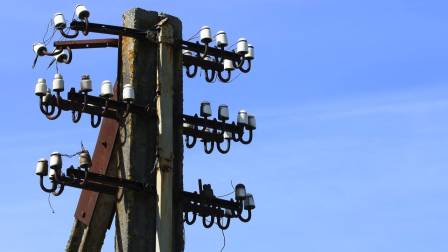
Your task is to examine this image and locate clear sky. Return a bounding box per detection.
[1,0,448,251]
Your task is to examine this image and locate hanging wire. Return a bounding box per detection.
[33,19,55,69]
[60,142,85,158]
[227,72,242,83]
[42,18,52,42]
[186,28,201,41]
[209,70,218,83]
[227,40,238,50]
[47,193,55,214]
[47,58,57,70]
[71,6,76,21]
[220,228,226,252]
[60,151,83,158]
[42,18,57,45]
[217,180,235,198]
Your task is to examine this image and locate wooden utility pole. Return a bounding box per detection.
[66,8,184,252]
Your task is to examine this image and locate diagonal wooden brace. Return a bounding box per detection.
[74,88,120,226]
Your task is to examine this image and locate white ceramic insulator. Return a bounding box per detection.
[183,50,192,56]
[49,168,56,179]
[100,80,113,98]
[223,59,234,71]
[237,110,248,125]
[53,13,66,30]
[35,78,47,96]
[236,38,248,55]
[244,193,255,209]
[80,75,92,92]
[52,73,64,92]
[218,105,229,120]
[42,89,51,103]
[245,44,255,60]
[49,152,62,170]
[200,26,212,44]
[33,43,47,56]
[235,184,247,199]
[200,101,212,117]
[79,151,91,168]
[75,4,90,20]
[53,51,67,63]
[248,115,256,129]
[35,158,48,176]
[215,31,228,47]
[123,84,135,101]
[223,131,232,139]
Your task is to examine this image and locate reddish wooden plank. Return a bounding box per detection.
[74,88,119,226]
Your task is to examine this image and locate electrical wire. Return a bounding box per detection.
[60,142,86,158]
[186,29,201,41]
[42,18,56,45]
[227,40,238,50]
[60,151,83,158]
[227,72,242,83]
[220,228,226,252]
[217,180,235,198]
[47,193,55,214]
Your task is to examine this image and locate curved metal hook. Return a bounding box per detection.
[217,138,231,154]
[239,129,253,144]
[39,95,55,116]
[204,69,216,82]
[203,140,215,154]
[239,59,252,73]
[60,28,79,39]
[186,65,198,78]
[45,93,62,120]
[49,169,65,196]
[71,91,88,123]
[217,216,231,230]
[82,18,89,36]
[39,175,57,193]
[238,209,252,223]
[52,183,65,196]
[201,43,209,59]
[72,109,82,123]
[202,215,215,228]
[185,135,197,148]
[184,211,197,225]
[232,123,241,142]
[44,48,64,57]
[232,56,246,69]
[217,70,232,83]
[215,47,226,63]
[90,114,102,128]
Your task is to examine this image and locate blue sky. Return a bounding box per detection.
[1,0,448,251]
